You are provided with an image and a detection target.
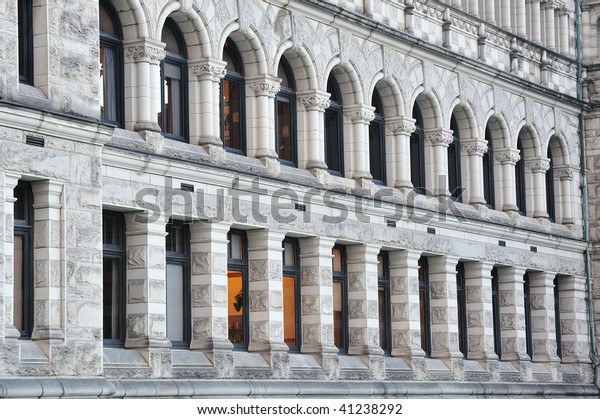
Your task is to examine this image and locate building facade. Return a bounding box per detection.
[0,0,599,397]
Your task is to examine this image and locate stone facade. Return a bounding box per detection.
[0,0,598,397]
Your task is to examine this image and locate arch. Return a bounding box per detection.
[324,61,364,106]
[274,42,318,92]
[412,92,443,130]
[516,123,542,159]
[155,2,211,59]
[372,75,403,119]
[483,113,510,150]
[107,0,149,39]
[448,100,478,140]
[220,26,268,77]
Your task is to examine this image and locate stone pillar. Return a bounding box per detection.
[528,271,561,363]
[246,230,289,370]
[559,276,591,364]
[461,139,488,205]
[544,2,556,50]
[530,0,542,44]
[298,237,339,376]
[248,76,280,165]
[495,147,520,212]
[468,0,479,17]
[124,213,170,350]
[555,166,574,224]
[1,173,22,340]
[389,249,426,360]
[501,0,512,30]
[188,221,233,375]
[525,157,550,219]
[464,261,498,361]
[496,266,529,361]
[124,39,166,133]
[516,0,527,37]
[344,104,375,181]
[346,244,383,375]
[425,128,453,197]
[297,90,330,171]
[485,0,496,25]
[428,255,462,362]
[558,9,569,55]
[30,180,64,341]
[386,116,415,191]
[451,0,462,10]
[189,59,226,148]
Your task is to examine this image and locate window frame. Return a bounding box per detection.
[411,106,426,194]
[165,219,191,348]
[18,0,34,85]
[523,272,533,359]
[377,251,392,355]
[221,39,246,154]
[332,244,348,354]
[282,237,301,352]
[99,0,125,127]
[456,262,468,359]
[369,89,386,184]
[515,139,527,215]
[491,267,502,359]
[102,211,127,347]
[554,276,562,360]
[483,127,495,209]
[418,256,431,357]
[275,57,297,166]
[227,229,249,349]
[546,147,556,222]
[324,76,344,176]
[448,116,463,202]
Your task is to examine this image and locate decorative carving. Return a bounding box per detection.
[250,80,281,96]
[299,95,330,112]
[525,158,551,173]
[191,64,226,80]
[554,167,574,180]
[461,142,488,156]
[386,120,416,135]
[494,149,520,164]
[344,109,375,123]
[425,130,453,146]
[126,45,166,63]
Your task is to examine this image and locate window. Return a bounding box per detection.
[227,230,248,348]
[102,211,126,346]
[491,267,501,359]
[99,0,124,127]
[13,180,33,338]
[410,106,425,194]
[282,238,301,351]
[554,276,562,360]
[523,272,532,359]
[515,139,526,214]
[332,245,348,353]
[276,58,296,165]
[483,127,495,208]
[221,39,245,153]
[325,76,344,175]
[369,90,386,183]
[448,116,462,201]
[166,220,190,347]
[546,147,555,222]
[377,251,391,354]
[159,18,188,141]
[456,262,467,359]
[418,256,431,357]
[18,0,33,84]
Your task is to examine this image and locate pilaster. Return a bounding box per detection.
[495,147,520,213]
[496,266,529,361]
[461,139,488,205]
[559,276,592,364]
[525,156,550,219]
[247,75,281,168]
[528,271,561,363]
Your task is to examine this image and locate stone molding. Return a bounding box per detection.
[495,148,521,164]
[344,104,375,123]
[191,60,227,81]
[298,92,331,112]
[424,129,453,146]
[554,166,574,180]
[525,157,551,173]
[461,140,488,156]
[248,76,281,97]
[125,43,166,64]
[386,117,416,135]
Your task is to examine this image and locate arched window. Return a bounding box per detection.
[369,89,386,183]
[160,18,187,141]
[448,116,462,201]
[483,126,495,208]
[14,180,34,338]
[221,39,245,153]
[276,57,296,165]
[410,105,425,194]
[546,146,556,222]
[99,0,124,127]
[325,76,344,175]
[102,210,126,346]
[515,139,526,214]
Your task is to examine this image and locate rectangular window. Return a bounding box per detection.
[418,256,431,357]
[377,252,391,354]
[18,0,34,85]
[554,276,562,360]
[222,79,243,152]
[102,211,126,346]
[166,220,190,347]
[491,268,501,359]
[523,272,533,359]
[282,238,300,351]
[13,180,33,338]
[332,245,348,353]
[228,230,247,348]
[456,262,468,359]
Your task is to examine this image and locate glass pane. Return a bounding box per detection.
[377,254,384,278]
[229,233,243,260]
[166,223,185,253]
[228,270,244,344]
[419,288,427,352]
[283,275,297,348]
[166,264,184,342]
[448,142,458,197]
[325,109,340,172]
[222,79,242,150]
[163,62,182,137]
[333,281,343,349]
[277,96,293,162]
[100,44,117,122]
[162,24,181,55]
[278,63,290,88]
[483,152,492,204]
[103,216,120,245]
[332,247,342,273]
[410,132,422,189]
[13,183,26,221]
[99,3,117,35]
[283,241,294,267]
[103,258,119,340]
[369,121,383,181]
[378,286,387,351]
[13,235,24,333]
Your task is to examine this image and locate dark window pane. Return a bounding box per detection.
[18,0,33,84]
[223,79,242,150]
[369,121,384,182]
[378,286,387,351]
[100,45,118,122]
[103,258,120,340]
[13,234,24,333]
[166,263,184,342]
[325,109,341,173]
[277,95,293,162]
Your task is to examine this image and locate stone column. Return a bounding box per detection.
[468,0,479,17]
[425,128,453,197]
[188,221,233,375]
[464,261,498,361]
[124,213,170,350]
[297,90,330,171]
[298,237,339,376]
[530,0,542,44]
[528,271,561,363]
[461,139,488,205]
[544,2,556,51]
[555,166,574,224]
[496,266,529,361]
[525,157,550,219]
[344,104,375,181]
[451,0,462,10]
[248,76,280,165]
[386,116,415,191]
[189,59,226,148]
[428,255,462,362]
[485,0,496,25]
[495,147,520,212]
[516,0,527,37]
[389,249,426,361]
[246,230,289,370]
[559,276,591,364]
[346,244,383,375]
[124,39,166,133]
[558,8,569,55]
[1,173,22,340]
[501,0,512,30]
[31,180,64,341]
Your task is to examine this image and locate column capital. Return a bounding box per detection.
[494,147,521,165]
[554,165,574,180]
[190,58,227,81]
[525,156,550,173]
[248,75,281,97]
[424,128,453,146]
[386,116,416,135]
[297,90,331,112]
[124,38,166,64]
[344,104,375,123]
[460,139,488,156]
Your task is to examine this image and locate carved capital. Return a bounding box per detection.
[386,117,416,135]
[344,104,375,123]
[191,61,226,80]
[126,45,166,63]
[249,77,281,97]
[525,157,550,173]
[495,148,520,164]
[461,140,488,156]
[425,129,453,146]
[554,166,574,180]
[298,94,331,112]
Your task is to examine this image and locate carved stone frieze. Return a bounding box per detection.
[126,45,166,63]
[425,129,453,146]
[298,94,330,112]
[525,157,551,173]
[191,63,226,81]
[461,141,488,156]
[495,148,521,164]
